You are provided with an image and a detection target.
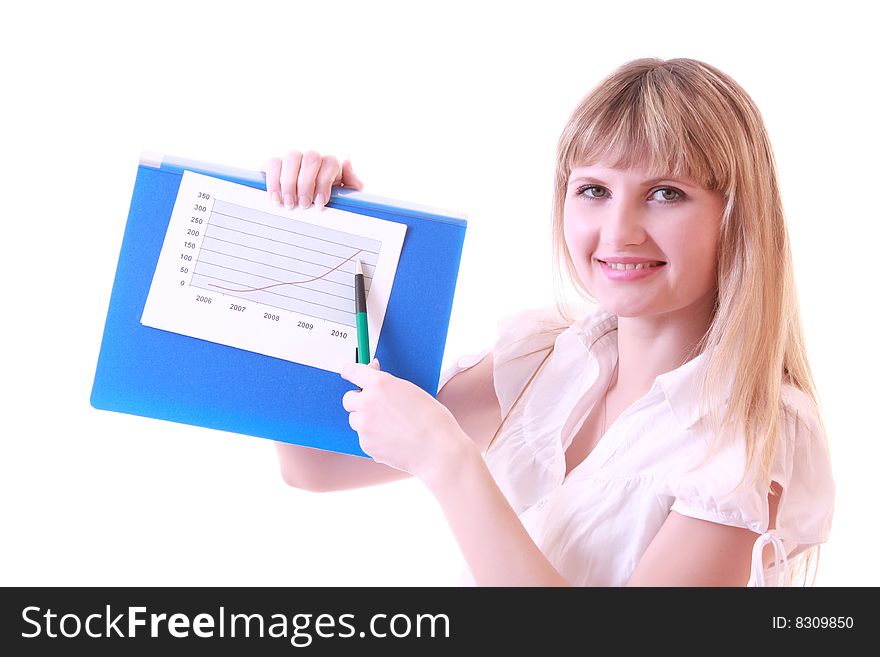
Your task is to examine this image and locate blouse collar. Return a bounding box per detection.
[570,307,732,431]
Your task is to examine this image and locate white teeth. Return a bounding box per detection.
[604,261,663,270]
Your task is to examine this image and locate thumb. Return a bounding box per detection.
[369,358,381,370]
[340,159,364,190]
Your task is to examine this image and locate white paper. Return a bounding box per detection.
[141,171,406,372]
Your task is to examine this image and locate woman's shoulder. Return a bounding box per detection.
[489,300,600,416]
[494,300,603,358]
[779,383,823,440]
[496,303,571,338]
[776,382,833,483]
[772,383,835,544]
[776,383,832,481]
[671,381,834,543]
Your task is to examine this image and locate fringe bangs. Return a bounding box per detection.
[556,61,731,195]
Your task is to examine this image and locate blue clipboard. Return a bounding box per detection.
[90,153,467,457]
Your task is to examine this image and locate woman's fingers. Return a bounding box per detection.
[296,150,322,208]
[279,150,304,209]
[268,150,365,208]
[315,155,342,208]
[263,157,283,206]
[340,159,364,191]
[341,389,360,413]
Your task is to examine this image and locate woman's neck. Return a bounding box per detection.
[611,291,715,401]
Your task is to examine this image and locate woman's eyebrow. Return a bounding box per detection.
[568,175,697,188]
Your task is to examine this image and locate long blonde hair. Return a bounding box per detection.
[491,57,827,584]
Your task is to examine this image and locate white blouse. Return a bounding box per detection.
[439,304,835,587]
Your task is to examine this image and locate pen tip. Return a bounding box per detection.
[356,259,363,276]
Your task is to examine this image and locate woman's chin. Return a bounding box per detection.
[596,298,659,318]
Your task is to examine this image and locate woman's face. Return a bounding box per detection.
[563,164,725,319]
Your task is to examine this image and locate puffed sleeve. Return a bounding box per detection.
[490,305,573,417]
[437,305,571,403]
[670,385,835,586]
[770,387,835,545]
[437,348,493,393]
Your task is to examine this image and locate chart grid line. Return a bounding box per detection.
[211,207,383,252]
[205,221,381,260]
[196,262,362,302]
[198,237,376,281]
[198,249,372,292]
[190,278,359,318]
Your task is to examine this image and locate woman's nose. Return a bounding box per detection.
[600,202,647,247]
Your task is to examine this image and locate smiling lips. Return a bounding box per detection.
[596,257,666,281]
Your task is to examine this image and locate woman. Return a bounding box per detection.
[268,57,834,586]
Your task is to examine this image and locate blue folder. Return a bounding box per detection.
[90,153,467,457]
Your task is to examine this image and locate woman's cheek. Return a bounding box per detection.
[563,220,593,280]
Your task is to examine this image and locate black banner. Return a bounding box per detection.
[0,587,867,654]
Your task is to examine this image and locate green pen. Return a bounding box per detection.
[355,259,370,364]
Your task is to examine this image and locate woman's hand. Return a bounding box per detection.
[264,150,364,210]
[340,360,476,488]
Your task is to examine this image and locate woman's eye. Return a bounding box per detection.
[651,188,682,202]
[577,185,608,199]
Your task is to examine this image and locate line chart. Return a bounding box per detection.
[141,171,407,372]
[191,199,379,327]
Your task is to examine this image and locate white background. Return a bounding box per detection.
[1,0,876,587]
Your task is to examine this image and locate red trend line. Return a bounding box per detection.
[207,249,365,293]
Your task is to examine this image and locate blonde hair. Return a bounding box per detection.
[489,57,828,585]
